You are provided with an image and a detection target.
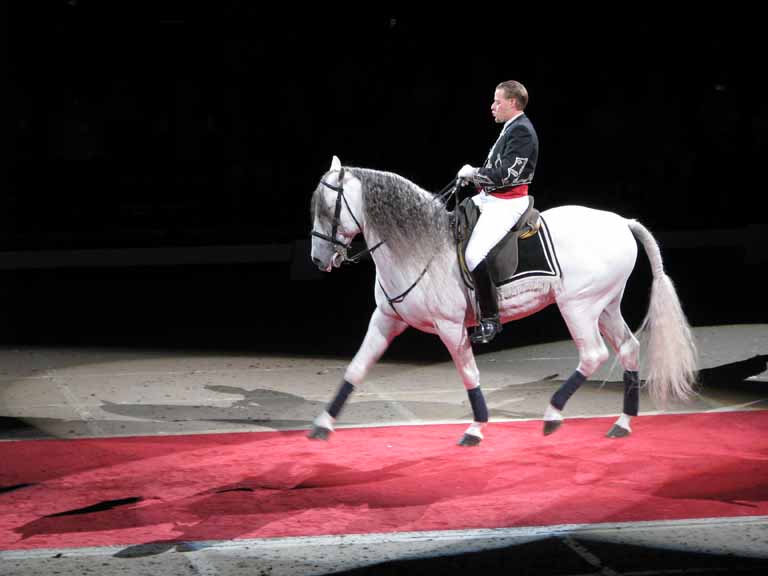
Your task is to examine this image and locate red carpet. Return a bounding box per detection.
[1,411,767,551]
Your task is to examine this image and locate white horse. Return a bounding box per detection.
[308,156,697,445]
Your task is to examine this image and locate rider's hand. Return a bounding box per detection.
[457,164,477,182]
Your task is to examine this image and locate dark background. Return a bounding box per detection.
[4,4,766,355]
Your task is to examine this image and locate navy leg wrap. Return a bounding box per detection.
[551,370,587,411]
[327,380,355,418]
[467,387,489,422]
[623,370,640,416]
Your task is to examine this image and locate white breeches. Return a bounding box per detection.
[465,194,530,272]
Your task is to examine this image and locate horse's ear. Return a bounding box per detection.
[330,156,342,172]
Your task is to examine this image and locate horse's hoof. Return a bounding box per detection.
[457,434,481,447]
[606,424,631,438]
[307,426,331,441]
[543,420,562,436]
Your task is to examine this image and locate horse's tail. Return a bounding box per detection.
[628,219,698,407]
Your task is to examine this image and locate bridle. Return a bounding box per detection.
[311,167,459,310]
[310,168,384,265]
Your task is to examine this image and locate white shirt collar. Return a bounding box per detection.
[502,112,524,132]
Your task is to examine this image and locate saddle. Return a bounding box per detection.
[454,195,541,288]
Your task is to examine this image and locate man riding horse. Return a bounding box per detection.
[457,80,539,344]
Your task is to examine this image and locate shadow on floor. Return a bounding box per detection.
[325,536,767,576]
[698,354,768,393]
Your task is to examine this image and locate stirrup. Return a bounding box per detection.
[470,317,502,344]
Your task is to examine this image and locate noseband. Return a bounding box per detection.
[311,168,384,264]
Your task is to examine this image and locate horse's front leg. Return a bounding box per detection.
[435,319,487,446]
[308,308,408,440]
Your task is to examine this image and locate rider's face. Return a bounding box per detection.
[491,89,518,123]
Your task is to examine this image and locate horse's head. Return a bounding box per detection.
[310,156,365,272]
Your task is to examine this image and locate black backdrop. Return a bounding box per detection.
[5,5,766,353]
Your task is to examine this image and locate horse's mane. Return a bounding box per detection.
[349,167,453,259]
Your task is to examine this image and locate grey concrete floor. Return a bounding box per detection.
[1,323,767,575]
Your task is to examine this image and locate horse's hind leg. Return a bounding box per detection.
[435,319,487,446]
[599,297,640,438]
[544,302,610,435]
[308,308,408,440]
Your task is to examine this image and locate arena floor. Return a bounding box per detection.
[1,323,766,575]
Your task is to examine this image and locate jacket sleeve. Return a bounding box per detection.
[474,123,536,188]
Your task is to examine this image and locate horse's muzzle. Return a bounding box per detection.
[312,256,331,272]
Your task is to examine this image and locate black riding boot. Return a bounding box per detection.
[470,260,502,344]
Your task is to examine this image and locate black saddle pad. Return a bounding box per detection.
[455,198,561,288]
[490,215,561,286]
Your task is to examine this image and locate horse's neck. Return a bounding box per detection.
[353,168,461,292]
[367,225,466,304]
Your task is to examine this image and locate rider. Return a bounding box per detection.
[458,80,539,344]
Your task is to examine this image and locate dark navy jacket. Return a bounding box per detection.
[472,113,539,192]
